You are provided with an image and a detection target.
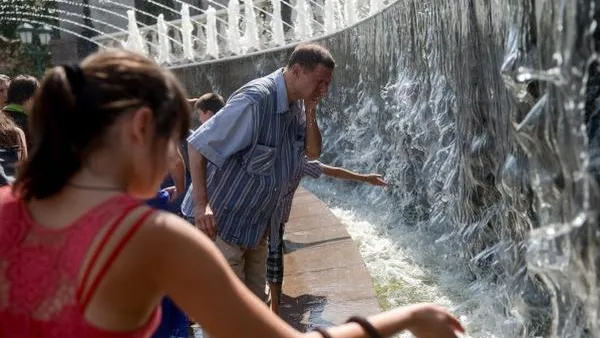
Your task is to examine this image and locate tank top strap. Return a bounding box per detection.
[77,205,156,310]
[75,202,141,302]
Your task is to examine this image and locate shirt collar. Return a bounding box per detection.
[3,104,25,114]
[273,68,291,114]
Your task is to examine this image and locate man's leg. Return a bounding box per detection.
[244,234,269,303]
[203,237,246,338]
[214,236,245,280]
[267,222,286,314]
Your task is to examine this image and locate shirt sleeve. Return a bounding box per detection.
[187,95,255,168]
[302,159,323,178]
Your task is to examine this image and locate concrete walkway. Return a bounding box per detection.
[279,188,381,331]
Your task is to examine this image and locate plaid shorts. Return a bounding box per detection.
[266,222,286,284]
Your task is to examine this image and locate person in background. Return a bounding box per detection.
[0,110,27,183]
[148,149,188,338]
[268,157,388,314]
[180,92,225,222]
[0,75,25,187]
[0,49,465,338]
[194,93,225,125]
[0,75,10,109]
[2,74,40,141]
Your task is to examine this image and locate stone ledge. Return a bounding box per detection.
[280,187,381,330]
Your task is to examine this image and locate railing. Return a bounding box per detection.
[92,0,390,65]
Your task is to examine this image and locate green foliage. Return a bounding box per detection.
[0,0,57,77]
[0,0,59,39]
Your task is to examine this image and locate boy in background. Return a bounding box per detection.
[180,93,225,221]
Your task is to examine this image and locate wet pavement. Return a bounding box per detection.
[279,188,381,331]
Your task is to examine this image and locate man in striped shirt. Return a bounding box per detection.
[185,43,335,302]
[267,157,388,314]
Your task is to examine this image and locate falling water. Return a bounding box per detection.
[157,14,170,64]
[3,2,129,35]
[242,0,260,52]
[324,0,337,33]
[369,0,382,15]
[172,0,600,336]
[333,0,345,28]
[49,0,187,53]
[294,0,313,40]
[271,0,286,46]
[0,16,103,48]
[180,4,195,60]
[0,7,124,46]
[124,9,146,55]
[344,0,357,25]
[206,6,219,59]
[227,0,242,55]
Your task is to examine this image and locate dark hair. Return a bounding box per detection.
[194,93,225,113]
[15,49,190,200]
[287,43,336,70]
[6,75,39,105]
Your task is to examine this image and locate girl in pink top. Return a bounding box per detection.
[0,49,464,338]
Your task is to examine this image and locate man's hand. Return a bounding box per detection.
[195,205,217,240]
[364,174,389,187]
[305,95,320,115]
[304,93,322,159]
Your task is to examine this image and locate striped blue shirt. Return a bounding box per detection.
[281,158,322,223]
[184,68,306,249]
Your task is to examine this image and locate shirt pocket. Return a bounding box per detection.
[245,144,277,176]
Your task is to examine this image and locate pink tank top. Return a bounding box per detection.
[0,187,161,337]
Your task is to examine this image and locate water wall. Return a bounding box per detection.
[172,1,600,336]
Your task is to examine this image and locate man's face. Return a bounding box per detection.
[0,81,8,107]
[295,64,333,101]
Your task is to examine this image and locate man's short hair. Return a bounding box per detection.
[6,75,39,105]
[287,43,335,70]
[194,93,225,113]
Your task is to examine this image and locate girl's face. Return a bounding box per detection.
[119,107,180,199]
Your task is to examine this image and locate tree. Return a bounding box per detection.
[0,0,58,76]
[0,0,58,39]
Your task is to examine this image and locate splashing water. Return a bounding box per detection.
[324,0,337,33]
[271,0,286,46]
[206,6,219,59]
[369,0,382,15]
[242,0,260,52]
[227,0,242,55]
[157,14,170,64]
[304,1,600,337]
[294,0,314,40]
[170,0,600,336]
[180,4,195,60]
[124,10,146,55]
[344,0,357,25]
